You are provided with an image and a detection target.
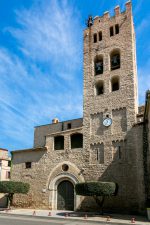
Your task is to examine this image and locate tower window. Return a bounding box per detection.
[67,123,71,129]
[118,146,121,159]
[94,56,103,75]
[96,148,104,164]
[99,31,102,41]
[112,146,122,160]
[110,50,120,70]
[54,136,64,150]
[110,26,114,36]
[71,133,83,149]
[95,81,104,95]
[111,76,119,92]
[115,24,119,34]
[93,33,97,43]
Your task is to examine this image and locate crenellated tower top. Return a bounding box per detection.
[86,1,132,29]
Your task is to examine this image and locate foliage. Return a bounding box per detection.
[0,181,30,194]
[75,181,117,197]
[75,181,118,214]
[0,181,30,208]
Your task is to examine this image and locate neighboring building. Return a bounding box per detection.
[0,148,11,181]
[143,91,150,205]
[0,148,11,207]
[11,2,150,213]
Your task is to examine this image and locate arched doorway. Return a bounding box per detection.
[57,180,74,210]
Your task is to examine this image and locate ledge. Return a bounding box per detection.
[46,127,83,136]
[11,147,47,154]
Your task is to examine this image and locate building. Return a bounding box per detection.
[11,2,150,213]
[143,91,150,205]
[0,148,11,207]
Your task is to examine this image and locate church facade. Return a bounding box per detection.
[11,1,150,214]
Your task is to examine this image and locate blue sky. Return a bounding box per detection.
[0,0,149,151]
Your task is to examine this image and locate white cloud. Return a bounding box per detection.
[0,0,83,150]
[8,0,82,75]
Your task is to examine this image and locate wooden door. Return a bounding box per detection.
[57,180,74,210]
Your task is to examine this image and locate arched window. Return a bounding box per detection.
[95,81,104,95]
[94,55,103,75]
[54,136,64,150]
[110,50,120,70]
[71,133,83,149]
[111,76,119,92]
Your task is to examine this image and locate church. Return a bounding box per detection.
[11,1,150,214]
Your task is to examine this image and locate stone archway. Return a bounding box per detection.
[47,161,85,210]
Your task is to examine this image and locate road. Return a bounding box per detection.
[0,214,107,225]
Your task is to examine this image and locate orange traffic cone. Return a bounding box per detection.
[65,213,68,218]
[131,218,135,224]
[84,214,88,219]
[106,216,110,222]
[48,212,51,216]
[33,211,36,216]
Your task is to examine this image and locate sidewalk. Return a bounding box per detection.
[0,209,149,224]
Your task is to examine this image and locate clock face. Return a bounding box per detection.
[103,118,112,127]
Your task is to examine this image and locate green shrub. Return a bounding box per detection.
[0,181,30,194]
[75,181,118,214]
[75,181,117,196]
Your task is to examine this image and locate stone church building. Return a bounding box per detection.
[11,1,150,214]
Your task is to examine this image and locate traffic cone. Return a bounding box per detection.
[131,218,135,224]
[84,214,88,219]
[33,211,36,216]
[48,212,51,216]
[65,213,68,218]
[106,216,110,222]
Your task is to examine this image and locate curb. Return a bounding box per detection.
[0,212,146,225]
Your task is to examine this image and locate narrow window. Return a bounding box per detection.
[97,148,104,164]
[99,31,102,41]
[8,172,10,179]
[112,142,123,161]
[111,51,120,70]
[95,81,104,95]
[115,24,119,34]
[93,33,97,43]
[8,161,11,167]
[110,26,114,36]
[67,123,71,129]
[25,162,32,169]
[54,136,64,150]
[71,133,83,149]
[111,76,119,92]
[118,146,121,159]
[94,56,103,75]
[6,171,11,179]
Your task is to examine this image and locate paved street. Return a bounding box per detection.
[0,215,109,225]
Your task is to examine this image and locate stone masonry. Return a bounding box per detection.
[11,2,149,214]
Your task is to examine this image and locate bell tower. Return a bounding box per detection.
[83,1,138,160]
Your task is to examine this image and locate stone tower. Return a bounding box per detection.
[83,1,144,212]
[83,1,138,163]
